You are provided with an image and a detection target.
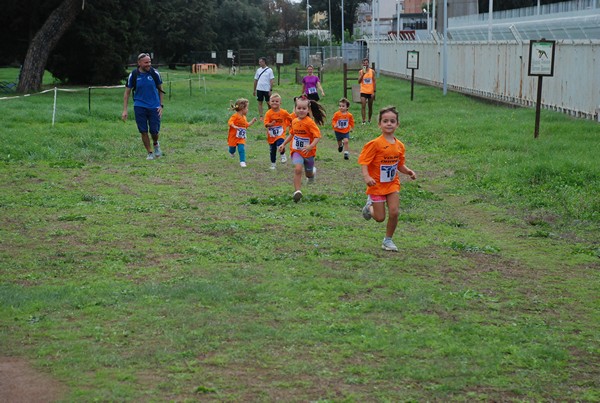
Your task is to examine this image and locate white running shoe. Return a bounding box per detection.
[146,152,155,160]
[362,197,372,220]
[153,142,162,157]
[270,163,276,170]
[281,154,287,163]
[240,162,247,167]
[307,167,316,184]
[293,190,303,203]
[382,238,398,252]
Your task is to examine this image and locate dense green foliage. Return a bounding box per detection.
[0,67,598,401]
[1,0,309,85]
[47,0,147,85]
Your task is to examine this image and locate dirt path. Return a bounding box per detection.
[0,357,66,403]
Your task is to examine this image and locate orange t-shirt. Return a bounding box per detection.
[227,113,249,146]
[264,108,291,144]
[289,116,321,158]
[358,134,406,196]
[331,111,355,134]
[359,68,375,94]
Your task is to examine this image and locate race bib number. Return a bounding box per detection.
[337,119,349,129]
[380,163,398,183]
[363,77,372,84]
[236,128,247,139]
[307,87,317,94]
[293,135,310,150]
[268,126,283,137]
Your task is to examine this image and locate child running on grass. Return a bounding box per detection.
[264,93,291,169]
[358,106,416,252]
[228,98,257,167]
[331,97,355,160]
[278,95,326,202]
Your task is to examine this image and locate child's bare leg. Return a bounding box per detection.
[371,202,386,223]
[293,164,303,191]
[385,193,400,238]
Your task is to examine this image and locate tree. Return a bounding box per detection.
[48,0,148,85]
[16,0,84,93]
[214,0,268,50]
[263,0,306,48]
[303,0,362,43]
[145,0,218,65]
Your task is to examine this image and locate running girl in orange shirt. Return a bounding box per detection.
[331,97,355,160]
[228,98,257,167]
[358,106,416,251]
[278,96,326,202]
[264,93,291,169]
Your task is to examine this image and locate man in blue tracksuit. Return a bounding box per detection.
[122,53,164,160]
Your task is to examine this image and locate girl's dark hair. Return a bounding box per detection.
[294,95,326,126]
[338,97,350,108]
[378,106,399,123]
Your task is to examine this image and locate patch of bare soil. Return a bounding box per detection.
[0,357,67,403]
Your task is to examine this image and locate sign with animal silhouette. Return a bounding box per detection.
[528,40,556,77]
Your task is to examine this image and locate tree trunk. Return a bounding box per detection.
[17,0,84,93]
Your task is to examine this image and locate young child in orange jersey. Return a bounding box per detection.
[264,93,291,169]
[278,96,326,202]
[228,98,257,167]
[331,97,355,160]
[358,106,416,252]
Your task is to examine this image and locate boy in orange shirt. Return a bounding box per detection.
[264,93,291,169]
[278,96,326,202]
[331,97,355,160]
[358,106,416,251]
[228,98,257,167]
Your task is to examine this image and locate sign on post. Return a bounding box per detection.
[276,53,284,85]
[406,50,420,101]
[227,50,236,75]
[528,39,556,138]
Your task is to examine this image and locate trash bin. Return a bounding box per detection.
[352,84,361,103]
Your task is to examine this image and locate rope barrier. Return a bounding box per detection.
[0,77,206,125]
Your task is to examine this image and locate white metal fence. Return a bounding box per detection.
[368,40,600,121]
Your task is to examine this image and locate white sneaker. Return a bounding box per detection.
[146,152,155,160]
[382,238,398,252]
[293,190,303,203]
[281,154,287,163]
[229,153,235,158]
[362,197,372,220]
[270,163,276,170]
[153,142,162,157]
[307,167,316,184]
[240,162,247,167]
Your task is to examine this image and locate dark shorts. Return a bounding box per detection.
[134,106,161,134]
[256,90,270,102]
[360,93,372,100]
[334,131,350,141]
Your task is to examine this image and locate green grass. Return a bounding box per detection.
[0,66,599,401]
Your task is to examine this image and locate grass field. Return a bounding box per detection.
[0,65,599,401]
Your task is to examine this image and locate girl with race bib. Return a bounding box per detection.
[278,95,326,202]
[301,65,325,101]
[228,98,257,167]
[264,93,292,169]
[358,106,416,252]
